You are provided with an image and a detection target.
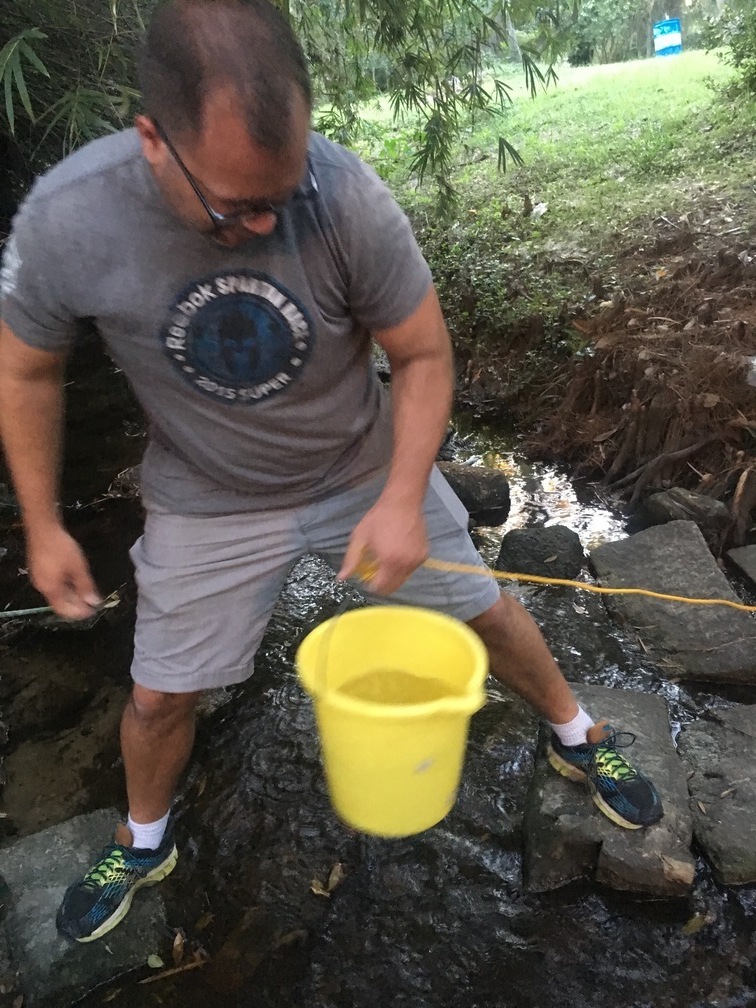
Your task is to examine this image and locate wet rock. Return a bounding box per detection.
[2,684,128,837]
[495,525,584,579]
[641,487,730,538]
[0,921,19,1006]
[727,544,756,587]
[1,808,168,1008]
[436,427,458,462]
[0,647,98,738]
[676,706,756,885]
[0,483,18,511]
[523,684,694,896]
[108,464,142,499]
[436,461,510,527]
[590,521,756,684]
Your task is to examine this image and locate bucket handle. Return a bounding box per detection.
[312,553,377,698]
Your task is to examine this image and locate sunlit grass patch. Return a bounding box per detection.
[353,49,756,364]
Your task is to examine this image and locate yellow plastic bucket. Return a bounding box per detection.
[296,605,488,837]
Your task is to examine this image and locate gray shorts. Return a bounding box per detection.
[129,466,501,693]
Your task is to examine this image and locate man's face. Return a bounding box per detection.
[136,85,311,247]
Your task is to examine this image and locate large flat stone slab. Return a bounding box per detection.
[676,706,756,885]
[591,521,756,684]
[727,545,756,587]
[524,685,694,896]
[0,808,168,1007]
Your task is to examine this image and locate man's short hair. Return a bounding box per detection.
[138,0,312,150]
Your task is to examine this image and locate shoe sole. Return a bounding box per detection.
[75,845,179,944]
[547,744,644,831]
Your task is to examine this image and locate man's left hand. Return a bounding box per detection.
[338,498,428,595]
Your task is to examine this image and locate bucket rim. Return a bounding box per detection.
[307,685,486,719]
[295,604,488,718]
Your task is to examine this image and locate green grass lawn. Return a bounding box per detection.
[472,51,754,233]
[352,50,756,359]
[359,49,755,233]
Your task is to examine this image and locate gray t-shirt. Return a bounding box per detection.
[0,130,432,515]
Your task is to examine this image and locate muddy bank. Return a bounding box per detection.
[453,190,756,552]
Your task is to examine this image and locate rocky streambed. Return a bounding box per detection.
[0,345,755,1007]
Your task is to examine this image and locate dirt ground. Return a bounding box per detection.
[459,181,756,552]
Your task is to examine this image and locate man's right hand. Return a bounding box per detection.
[27,525,102,620]
[0,324,92,617]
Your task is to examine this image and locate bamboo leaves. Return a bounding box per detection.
[37,84,139,153]
[0,28,49,134]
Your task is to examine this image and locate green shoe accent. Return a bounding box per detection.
[56,826,178,943]
[548,721,663,830]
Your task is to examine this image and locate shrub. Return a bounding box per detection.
[706,4,756,94]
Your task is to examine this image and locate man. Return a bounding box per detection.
[0,0,662,944]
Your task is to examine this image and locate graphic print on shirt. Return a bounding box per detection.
[161,269,314,403]
[0,236,21,299]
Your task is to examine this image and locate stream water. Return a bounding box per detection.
[0,355,755,1007]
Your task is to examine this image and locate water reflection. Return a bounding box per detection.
[452,417,627,557]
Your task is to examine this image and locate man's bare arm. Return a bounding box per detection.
[372,283,453,511]
[338,284,454,593]
[0,322,100,617]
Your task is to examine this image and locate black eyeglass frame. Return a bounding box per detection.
[154,120,290,229]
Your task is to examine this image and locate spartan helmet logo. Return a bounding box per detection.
[162,270,314,403]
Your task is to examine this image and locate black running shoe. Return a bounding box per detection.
[547,720,664,829]
[56,823,178,942]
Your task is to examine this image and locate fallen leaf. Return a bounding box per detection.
[195,911,214,932]
[147,954,164,969]
[681,913,708,935]
[660,854,695,886]
[275,929,308,948]
[594,333,623,351]
[102,990,121,1003]
[544,555,558,563]
[593,427,618,443]
[12,997,23,1008]
[310,878,330,898]
[701,393,721,409]
[172,930,186,967]
[720,787,737,798]
[327,863,347,892]
[697,801,707,816]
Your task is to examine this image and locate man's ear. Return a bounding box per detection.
[135,114,163,166]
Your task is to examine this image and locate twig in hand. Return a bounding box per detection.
[0,587,123,621]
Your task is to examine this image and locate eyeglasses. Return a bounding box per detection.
[154,120,294,230]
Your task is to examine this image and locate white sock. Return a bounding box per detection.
[549,706,595,747]
[127,811,169,850]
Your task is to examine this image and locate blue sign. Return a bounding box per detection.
[653,18,682,57]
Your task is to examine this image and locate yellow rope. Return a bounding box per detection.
[421,557,756,614]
